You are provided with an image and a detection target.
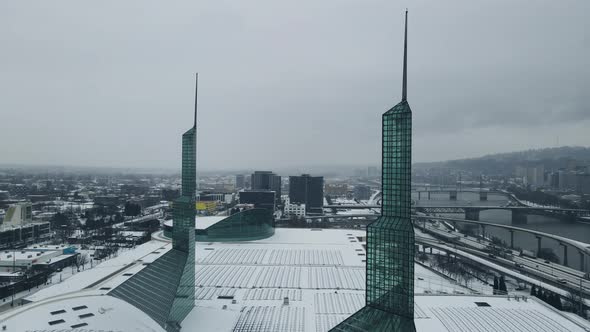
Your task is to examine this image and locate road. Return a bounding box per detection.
[419,218,590,292]
[415,236,590,306]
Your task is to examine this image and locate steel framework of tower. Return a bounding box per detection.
[331,11,416,332]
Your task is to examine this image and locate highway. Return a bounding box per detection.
[512,256,590,290]
[415,236,590,305]
[419,220,590,292]
[416,228,590,298]
[412,214,590,258]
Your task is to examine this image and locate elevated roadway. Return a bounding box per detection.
[323,204,590,224]
[416,236,590,305]
[290,212,590,272]
[419,223,590,290]
[414,214,590,272]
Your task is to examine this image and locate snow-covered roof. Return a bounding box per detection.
[163,215,227,230]
[4,229,588,332]
[0,293,164,332]
[413,294,590,332]
[24,240,171,303]
[180,228,590,332]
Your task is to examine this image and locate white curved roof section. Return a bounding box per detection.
[164,216,226,230]
[0,293,165,332]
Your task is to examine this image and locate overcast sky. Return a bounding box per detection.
[0,1,588,171]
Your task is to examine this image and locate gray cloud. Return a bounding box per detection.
[0,0,588,170]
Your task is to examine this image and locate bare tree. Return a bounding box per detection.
[417,252,429,264]
[75,253,89,272]
[566,291,586,318]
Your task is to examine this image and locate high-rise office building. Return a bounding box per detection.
[239,190,276,212]
[251,171,281,203]
[235,174,245,189]
[332,11,416,332]
[289,174,324,214]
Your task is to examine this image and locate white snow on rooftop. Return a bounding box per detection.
[164,215,226,230]
[413,294,590,332]
[183,228,590,332]
[0,293,164,332]
[3,228,589,332]
[24,240,170,302]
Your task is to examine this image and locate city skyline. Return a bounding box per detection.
[0,3,589,331]
[1,1,589,170]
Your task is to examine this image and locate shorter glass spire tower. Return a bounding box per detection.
[111,74,198,332]
[331,11,416,332]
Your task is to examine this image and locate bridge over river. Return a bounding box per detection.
[322,204,590,224]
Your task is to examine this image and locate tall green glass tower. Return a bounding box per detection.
[110,74,198,332]
[168,73,198,325]
[331,11,416,332]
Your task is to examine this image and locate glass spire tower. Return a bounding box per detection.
[168,73,198,326]
[110,74,198,332]
[331,11,416,332]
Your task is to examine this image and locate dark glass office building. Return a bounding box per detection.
[331,11,416,332]
[235,174,245,189]
[250,171,281,203]
[289,174,324,214]
[239,190,276,212]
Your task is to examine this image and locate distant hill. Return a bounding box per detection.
[414,146,590,175]
[477,146,590,162]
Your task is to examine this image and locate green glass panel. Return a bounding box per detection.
[180,128,197,199]
[168,126,196,328]
[197,208,274,242]
[331,100,416,332]
[164,208,274,242]
[110,249,189,332]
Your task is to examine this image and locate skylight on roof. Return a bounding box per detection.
[475,302,491,307]
[79,313,95,319]
[48,319,65,325]
[50,309,66,315]
[71,322,88,328]
[72,305,88,311]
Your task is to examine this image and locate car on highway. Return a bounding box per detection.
[557,278,567,284]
